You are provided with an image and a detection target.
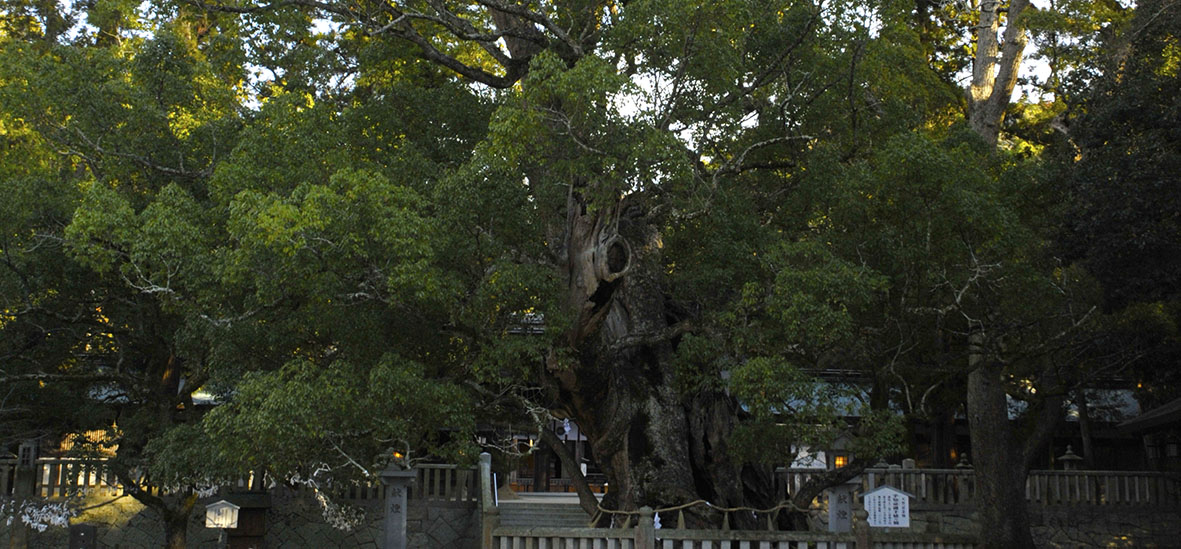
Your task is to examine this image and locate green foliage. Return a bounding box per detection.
[143,424,239,488]
[1061,0,1181,308]
[1057,0,1181,404]
[728,357,903,463]
[204,355,475,476]
[1,0,1174,519]
[761,240,886,347]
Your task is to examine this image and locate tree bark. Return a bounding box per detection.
[543,192,765,528]
[967,0,1032,147]
[162,504,192,549]
[1077,390,1096,469]
[966,339,1036,549]
[541,428,601,520]
[962,3,1043,544]
[113,465,196,549]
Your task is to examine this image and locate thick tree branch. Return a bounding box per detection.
[540,428,599,519]
[475,0,584,58]
[712,135,814,186]
[190,0,522,87]
[967,0,1032,146]
[788,458,872,514]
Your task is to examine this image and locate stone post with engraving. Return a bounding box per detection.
[379,463,417,549]
[828,483,855,533]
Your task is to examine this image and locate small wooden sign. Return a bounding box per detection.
[205,500,241,529]
[864,486,912,528]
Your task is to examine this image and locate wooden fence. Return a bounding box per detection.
[0,458,128,499]
[5,457,1176,508]
[0,458,477,504]
[777,466,1181,507]
[511,476,610,494]
[412,463,479,503]
[488,512,977,549]
[479,454,975,549]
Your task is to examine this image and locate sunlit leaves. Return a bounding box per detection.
[204,355,475,476]
[224,168,438,304]
[762,240,886,347]
[64,183,137,274]
[481,51,690,205]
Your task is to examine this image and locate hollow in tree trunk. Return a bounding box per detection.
[542,192,777,528]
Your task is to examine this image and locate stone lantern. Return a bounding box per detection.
[1057,445,1084,471]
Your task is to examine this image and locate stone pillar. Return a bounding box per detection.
[479,453,498,549]
[634,507,655,549]
[9,442,37,549]
[828,484,854,533]
[380,464,416,549]
[853,509,870,549]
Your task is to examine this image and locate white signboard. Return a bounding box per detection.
[204,500,240,529]
[864,486,911,528]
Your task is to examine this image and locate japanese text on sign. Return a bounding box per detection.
[864,486,910,528]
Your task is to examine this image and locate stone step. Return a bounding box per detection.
[497,503,593,528]
[498,517,591,527]
[498,503,588,512]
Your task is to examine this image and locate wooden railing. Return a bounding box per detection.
[492,529,976,549]
[1,458,478,504]
[777,467,1181,507]
[1024,470,1180,505]
[490,520,977,549]
[412,463,478,503]
[35,458,125,499]
[508,476,609,494]
[494,526,639,549]
[7,456,1174,509]
[0,458,131,499]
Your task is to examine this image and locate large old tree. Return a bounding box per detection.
[182,0,922,526]
[2,0,1174,544]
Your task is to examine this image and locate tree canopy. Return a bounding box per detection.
[1,0,1177,546]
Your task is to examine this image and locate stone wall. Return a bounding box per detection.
[898,504,1181,547]
[1030,506,1181,548]
[2,487,479,548]
[10,491,1174,548]
[0,492,221,548]
[264,487,480,548]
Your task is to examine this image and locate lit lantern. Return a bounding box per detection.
[205,500,241,529]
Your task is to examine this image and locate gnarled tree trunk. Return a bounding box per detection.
[543,191,775,528]
[963,3,1041,544]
